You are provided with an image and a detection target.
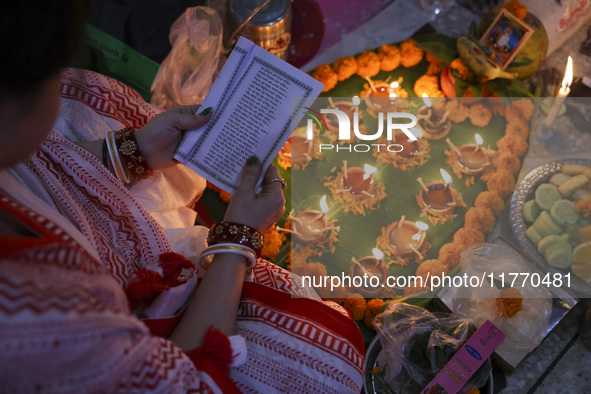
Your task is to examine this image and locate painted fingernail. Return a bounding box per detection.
[246,155,258,166]
[199,107,212,116]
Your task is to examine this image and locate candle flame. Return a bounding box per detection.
[411,233,422,242]
[363,163,378,180]
[389,82,400,99]
[440,168,452,185]
[422,93,432,108]
[562,56,573,91]
[320,195,329,214]
[475,133,483,145]
[372,248,384,260]
[415,221,429,231]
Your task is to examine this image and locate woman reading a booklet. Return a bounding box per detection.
[0,1,364,393]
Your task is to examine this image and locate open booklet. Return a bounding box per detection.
[174,37,324,194]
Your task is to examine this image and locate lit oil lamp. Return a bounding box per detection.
[381,218,430,261]
[361,77,408,116]
[350,248,388,296]
[416,93,451,140]
[326,97,358,133]
[286,195,340,243]
[417,169,460,217]
[278,134,313,168]
[391,127,423,161]
[446,134,491,176]
[336,162,378,201]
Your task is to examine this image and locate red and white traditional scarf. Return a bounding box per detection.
[0,68,365,393]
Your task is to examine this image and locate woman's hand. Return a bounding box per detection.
[134,105,212,170]
[224,157,286,233]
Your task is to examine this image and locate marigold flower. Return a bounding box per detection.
[468,103,493,127]
[355,51,381,78]
[400,39,424,67]
[343,295,367,321]
[453,227,486,249]
[486,168,516,198]
[363,298,385,328]
[414,74,444,98]
[378,44,401,72]
[464,206,496,234]
[333,55,358,81]
[312,64,338,92]
[474,190,505,216]
[494,151,521,175]
[262,225,287,261]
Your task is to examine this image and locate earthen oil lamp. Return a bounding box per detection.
[416,93,451,140]
[350,248,388,297]
[416,169,460,217]
[446,134,490,176]
[391,127,424,162]
[381,217,430,260]
[287,195,340,243]
[362,78,407,116]
[336,162,378,201]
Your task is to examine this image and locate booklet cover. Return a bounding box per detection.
[174,37,324,194]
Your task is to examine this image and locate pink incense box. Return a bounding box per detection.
[423,320,505,394]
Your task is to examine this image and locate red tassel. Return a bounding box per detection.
[125,270,167,310]
[185,326,234,373]
[159,252,195,287]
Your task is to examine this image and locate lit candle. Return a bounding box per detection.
[447,134,490,175]
[544,56,573,127]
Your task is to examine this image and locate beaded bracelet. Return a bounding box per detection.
[106,131,131,184]
[113,128,154,180]
[207,222,264,259]
[199,243,257,271]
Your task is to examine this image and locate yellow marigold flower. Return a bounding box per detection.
[363,298,385,329]
[343,295,367,321]
[413,74,444,98]
[262,225,286,261]
[312,64,338,92]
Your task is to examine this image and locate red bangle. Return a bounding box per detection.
[208,222,264,259]
[113,128,154,180]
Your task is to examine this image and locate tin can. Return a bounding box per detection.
[229,0,292,60]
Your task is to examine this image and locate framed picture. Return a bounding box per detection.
[479,8,534,70]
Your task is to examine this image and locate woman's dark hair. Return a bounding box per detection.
[0,1,88,98]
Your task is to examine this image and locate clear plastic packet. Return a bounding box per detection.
[444,243,552,363]
[151,6,223,109]
[373,303,491,394]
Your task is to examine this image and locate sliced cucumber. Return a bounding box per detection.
[526,226,543,246]
[538,235,568,256]
[550,199,578,225]
[535,183,561,210]
[545,244,573,269]
[534,211,564,237]
[523,200,541,223]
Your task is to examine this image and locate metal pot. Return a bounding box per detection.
[228,0,292,60]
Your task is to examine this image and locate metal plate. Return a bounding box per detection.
[509,159,591,296]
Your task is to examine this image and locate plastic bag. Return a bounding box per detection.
[373,303,491,394]
[151,6,222,109]
[443,243,552,366]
